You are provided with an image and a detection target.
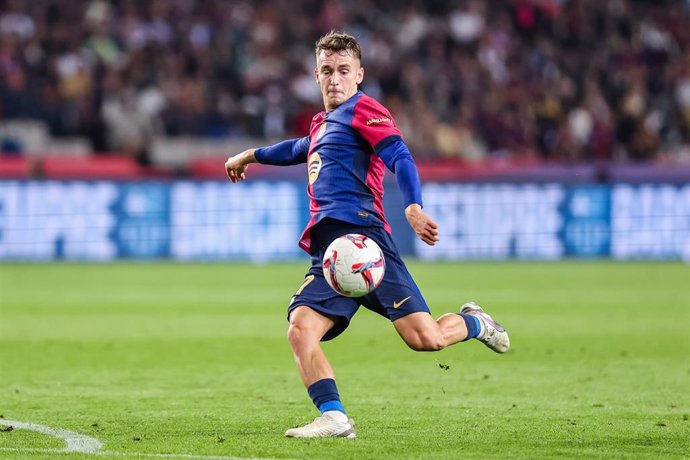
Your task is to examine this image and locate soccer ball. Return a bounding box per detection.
[322,233,386,297]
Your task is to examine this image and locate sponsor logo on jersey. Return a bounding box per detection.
[366,117,391,125]
[308,152,322,185]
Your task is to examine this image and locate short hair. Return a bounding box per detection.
[315,31,362,61]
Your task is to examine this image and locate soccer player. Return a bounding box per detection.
[225,31,509,439]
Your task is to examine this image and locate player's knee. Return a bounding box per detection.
[406,331,446,352]
[421,336,446,352]
[287,323,304,348]
[287,321,318,350]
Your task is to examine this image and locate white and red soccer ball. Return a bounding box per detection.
[322,233,386,297]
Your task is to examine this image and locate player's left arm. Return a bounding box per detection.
[352,96,439,246]
[377,139,439,246]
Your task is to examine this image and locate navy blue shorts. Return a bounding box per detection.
[288,218,430,341]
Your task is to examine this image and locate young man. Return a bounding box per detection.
[225,31,509,439]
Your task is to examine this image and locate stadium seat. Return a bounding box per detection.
[41,155,142,179]
[0,156,32,178]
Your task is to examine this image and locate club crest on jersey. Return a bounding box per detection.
[316,122,327,139]
[308,152,322,185]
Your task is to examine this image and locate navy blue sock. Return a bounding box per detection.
[307,378,346,415]
[459,313,482,341]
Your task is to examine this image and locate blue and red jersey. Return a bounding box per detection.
[254,91,422,254]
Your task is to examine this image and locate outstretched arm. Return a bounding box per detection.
[225,136,310,183]
[225,149,256,183]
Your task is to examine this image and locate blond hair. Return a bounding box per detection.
[315,31,362,61]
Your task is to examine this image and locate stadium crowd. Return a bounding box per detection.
[0,0,689,164]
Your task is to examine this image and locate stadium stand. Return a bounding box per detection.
[0,0,688,177]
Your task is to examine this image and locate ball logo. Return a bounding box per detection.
[308,152,322,185]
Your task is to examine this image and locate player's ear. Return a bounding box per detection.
[356,66,364,85]
[314,67,319,83]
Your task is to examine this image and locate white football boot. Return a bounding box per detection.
[285,410,356,438]
[461,301,510,353]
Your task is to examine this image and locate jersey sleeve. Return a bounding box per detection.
[254,136,310,166]
[377,138,423,208]
[351,95,403,153]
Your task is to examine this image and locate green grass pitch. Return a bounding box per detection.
[0,262,688,459]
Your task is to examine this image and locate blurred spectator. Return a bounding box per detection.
[100,68,162,164]
[0,0,34,41]
[0,0,688,164]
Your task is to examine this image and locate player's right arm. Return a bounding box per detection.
[225,136,310,183]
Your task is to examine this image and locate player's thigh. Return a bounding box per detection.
[287,271,360,341]
[361,233,430,321]
[392,311,444,351]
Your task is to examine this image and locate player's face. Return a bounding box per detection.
[315,50,364,111]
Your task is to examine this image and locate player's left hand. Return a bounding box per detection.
[405,204,439,246]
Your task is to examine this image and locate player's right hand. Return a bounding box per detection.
[225,158,247,183]
[225,150,255,183]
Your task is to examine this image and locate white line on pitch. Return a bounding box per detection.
[0,419,297,460]
[0,448,284,460]
[0,419,102,452]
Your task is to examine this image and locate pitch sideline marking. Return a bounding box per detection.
[0,448,277,460]
[0,418,103,452]
[0,419,294,460]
